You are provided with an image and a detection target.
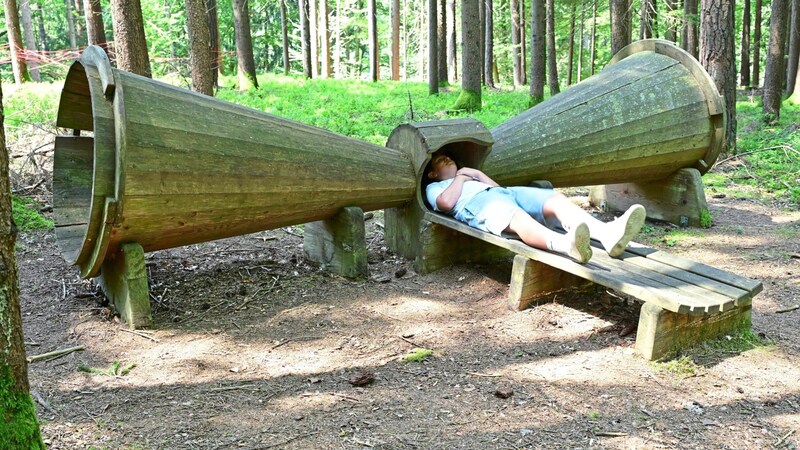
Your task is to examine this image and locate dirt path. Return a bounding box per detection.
[18,193,800,449]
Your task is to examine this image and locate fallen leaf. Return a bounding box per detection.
[348,370,375,387]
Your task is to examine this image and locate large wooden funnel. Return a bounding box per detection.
[53,46,415,279]
[484,40,725,187]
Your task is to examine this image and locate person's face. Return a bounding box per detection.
[428,155,457,180]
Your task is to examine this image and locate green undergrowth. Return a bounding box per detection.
[11,196,53,232]
[403,348,434,362]
[638,224,703,248]
[3,82,62,128]
[77,361,137,377]
[654,329,773,373]
[707,100,800,208]
[0,366,46,449]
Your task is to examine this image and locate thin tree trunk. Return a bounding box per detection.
[786,0,800,95]
[610,0,631,56]
[567,4,575,85]
[321,0,332,78]
[206,0,221,85]
[418,0,425,80]
[453,0,482,110]
[511,0,522,86]
[665,0,677,42]
[762,0,790,121]
[438,0,447,83]
[232,0,258,88]
[392,0,400,80]
[753,0,762,86]
[0,81,46,450]
[546,0,559,94]
[111,0,152,77]
[368,0,379,81]
[299,0,312,78]
[578,2,585,82]
[36,1,48,52]
[280,0,289,74]
[530,0,545,104]
[20,0,40,81]
[4,0,32,83]
[428,0,438,92]
[640,0,655,39]
[484,0,494,87]
[519,0,527,84]
[66,0,77,49]
[186,0,213,95]
[683,0,698,57]
[700,0,736,151]
[310,0,318,77]
[73,0,85,44]
[740,0,751,87]
[447,0,457,82]
[402,0,408,80]
[479,0,485,84]
[590,0,596,75]
[335,0,341,77]
[84,0,107,49]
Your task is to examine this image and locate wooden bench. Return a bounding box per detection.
[423,211,762,360]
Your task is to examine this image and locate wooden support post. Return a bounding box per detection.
[635,302,753,361]
[98,242,151,329]
[507,255,593,311]
[416,219,510,274]
[589,168,710,227]
[304,207,368,278]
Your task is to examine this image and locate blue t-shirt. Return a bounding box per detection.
[426,178,494,215]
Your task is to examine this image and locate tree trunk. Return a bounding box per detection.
[335,0,342,77]
[428,0,438,93]
[36,1,48,52]
[66,0,77,49]
[683,0,698,58]
[452,0,481,110]
[186,0,213,95]
[73,0,85,44]
[4,0,32,83]
[762,0,790,122]
[479,0,485,84]
[788,46,800,103]
[567,4,575,85]
[111,0,152,77]
[786,0,800,95]
[391,0,400,80]
[753,0,763,86]
[530,0,545,104]
[438,0,447,83]
[511,0,523,86]
[664,0,677,42]
[20,0,40,81]
[519,0,527,84]
[577,2,584,82]
[700,0,736,151]
[418,0,425,80]
[321,0,332,78]
[368,0,379,81]
[232,0,258,88]
[610,0,631,56]
[84,0,107,49]
[546,0,559,94]
[299,0,312,78]
[589,0,597,75]
[310,0,318,77]
[0,81,46,450]
[740,0,751,87]
[484,0,494,87]
[447,0,457,82]
[640,0,655,39]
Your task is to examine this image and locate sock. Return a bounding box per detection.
[598,204,646,257]
[548,222,592,263]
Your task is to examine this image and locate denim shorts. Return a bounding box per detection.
[454,186,557,235]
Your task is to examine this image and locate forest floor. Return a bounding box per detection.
[14,163,799,449]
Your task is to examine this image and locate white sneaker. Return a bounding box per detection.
[601,204,646,257]
[567,222,592,263]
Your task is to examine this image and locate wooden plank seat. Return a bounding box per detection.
[423,211,762,360]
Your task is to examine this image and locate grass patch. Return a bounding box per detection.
[77,361,137,377]
[12,196,53,231]
[403,348,434,362]
[699,329,773,354]
[653,355,698,377]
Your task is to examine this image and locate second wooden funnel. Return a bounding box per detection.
[52,46,416,280]
[485,39,725,187]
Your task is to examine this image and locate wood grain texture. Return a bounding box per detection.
[304,207,368,278]
[98,242,151,329]
[507,255,593,311]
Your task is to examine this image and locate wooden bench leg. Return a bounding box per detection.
[99,242,151,329]
[588,168,710,227]
[507,255,593,311]
[636,302,753,360]
[304,207,368,278]
[416,219,510,274]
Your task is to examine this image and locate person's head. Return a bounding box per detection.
[427,154,458,181]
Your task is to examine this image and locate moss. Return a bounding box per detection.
[528,94,545,108]
[699,209,712,228]
[11,197,52,232]
[403,348,433,362]
[450,89,482,112]
[0,366,46,449]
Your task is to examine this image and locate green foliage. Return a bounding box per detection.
[699,209,712,228]
[0,366,46,449]
[652,355,698,377]
[3,83,61,127]
[451,88,482,112]
[11,197,53,232]
[77,361,137,377]
[403,348,433,362]
[699,329,773,354]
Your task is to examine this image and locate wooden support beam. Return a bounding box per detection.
[589,168,709,227]
[416,219,510,274]
[98,242,151,329]
[635,302,752,361]
[507,255,594,311]
[304,207,368,278]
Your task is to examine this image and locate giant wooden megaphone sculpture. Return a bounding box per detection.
[53,47,415,326]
